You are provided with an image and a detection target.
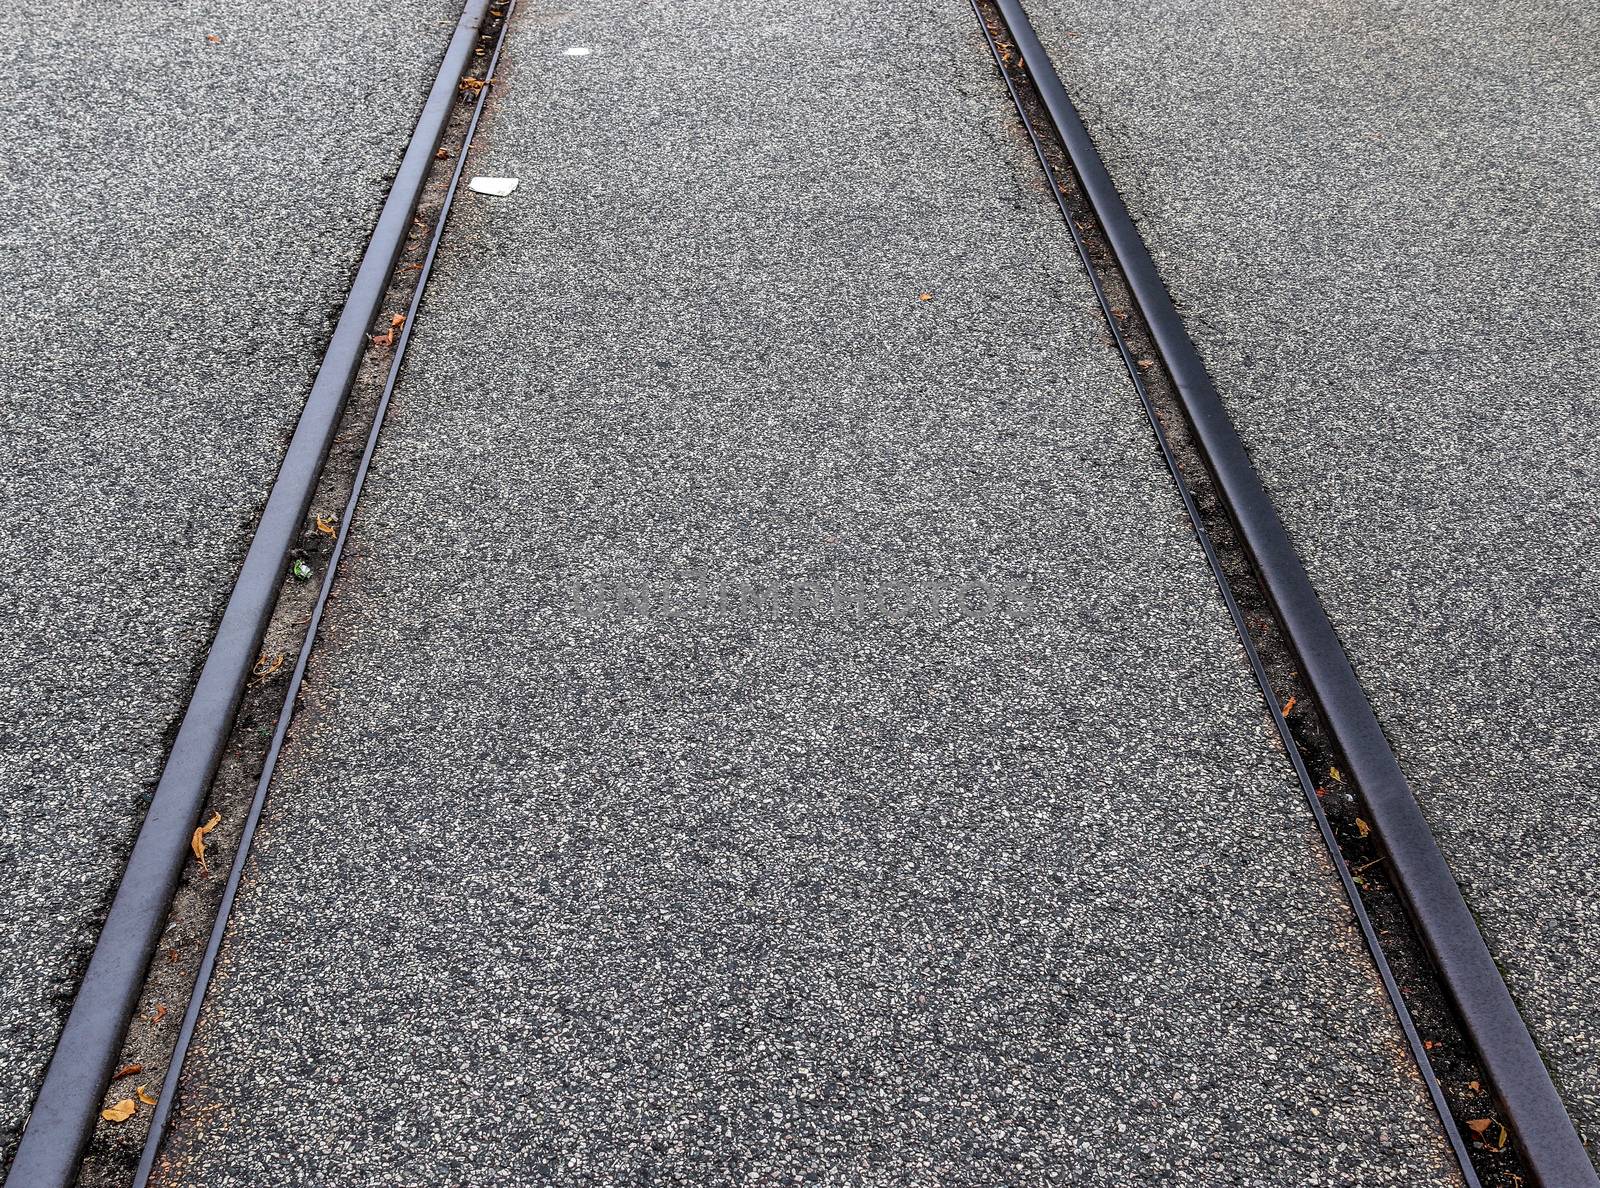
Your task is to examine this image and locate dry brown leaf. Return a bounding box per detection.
[1466,1118,1493,1135]
[1136,358,1155,371]
[137,1085,159,1106]
[205,33,221,43]
[390,314,406,328]
[191,811,221,869]
[1355,817,1371,838]
[1281,696,1297,717]
[314,514,337,537]
[918,293,933,302]
[151,1004,168,1025]
[102,1099,137,1123]
[372,328,395,348]
[113,1064,142,1080]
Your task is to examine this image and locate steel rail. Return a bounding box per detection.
[3,3,495,1184]
[979,2,1598,1185]
[968,6,1481,1183]
[128,5,517,1180]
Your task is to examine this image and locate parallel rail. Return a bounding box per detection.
[971,3,1597,1186]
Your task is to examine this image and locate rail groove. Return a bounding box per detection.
[2,3,498,1185]
[128,4,516,1181]
[971,2,1597,1186]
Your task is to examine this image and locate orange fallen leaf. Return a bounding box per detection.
[1466,1118,1493,1135]
[191,811,221,869]
[1355,817,1371,838]
[371,328,396,348]
[389,313,406,328]
[113,1064,142,1080]
[137,1085,159,1106]
[1136,358,1155,371]
[918,293,933,302]
[1281,696,1297,717]
[205,33,221,44]
[151,1004,168,1025]
[102,1099,137,1123]
[314,514,337,537]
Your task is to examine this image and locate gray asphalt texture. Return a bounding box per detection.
[0,0,454,1161]
[1022,0,1600,1165]
[151,2,1461,1184]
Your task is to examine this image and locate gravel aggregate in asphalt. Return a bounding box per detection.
[151,2,1461,1184]
[0,0,453,1160]
[1022,0,1600,1165]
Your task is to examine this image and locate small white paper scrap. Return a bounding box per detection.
[468,176,519,197]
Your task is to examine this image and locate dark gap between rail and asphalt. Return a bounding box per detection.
[970,2,1598,1187]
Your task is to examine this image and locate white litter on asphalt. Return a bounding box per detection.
[563,46,592,57]
[467,176,519,197]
